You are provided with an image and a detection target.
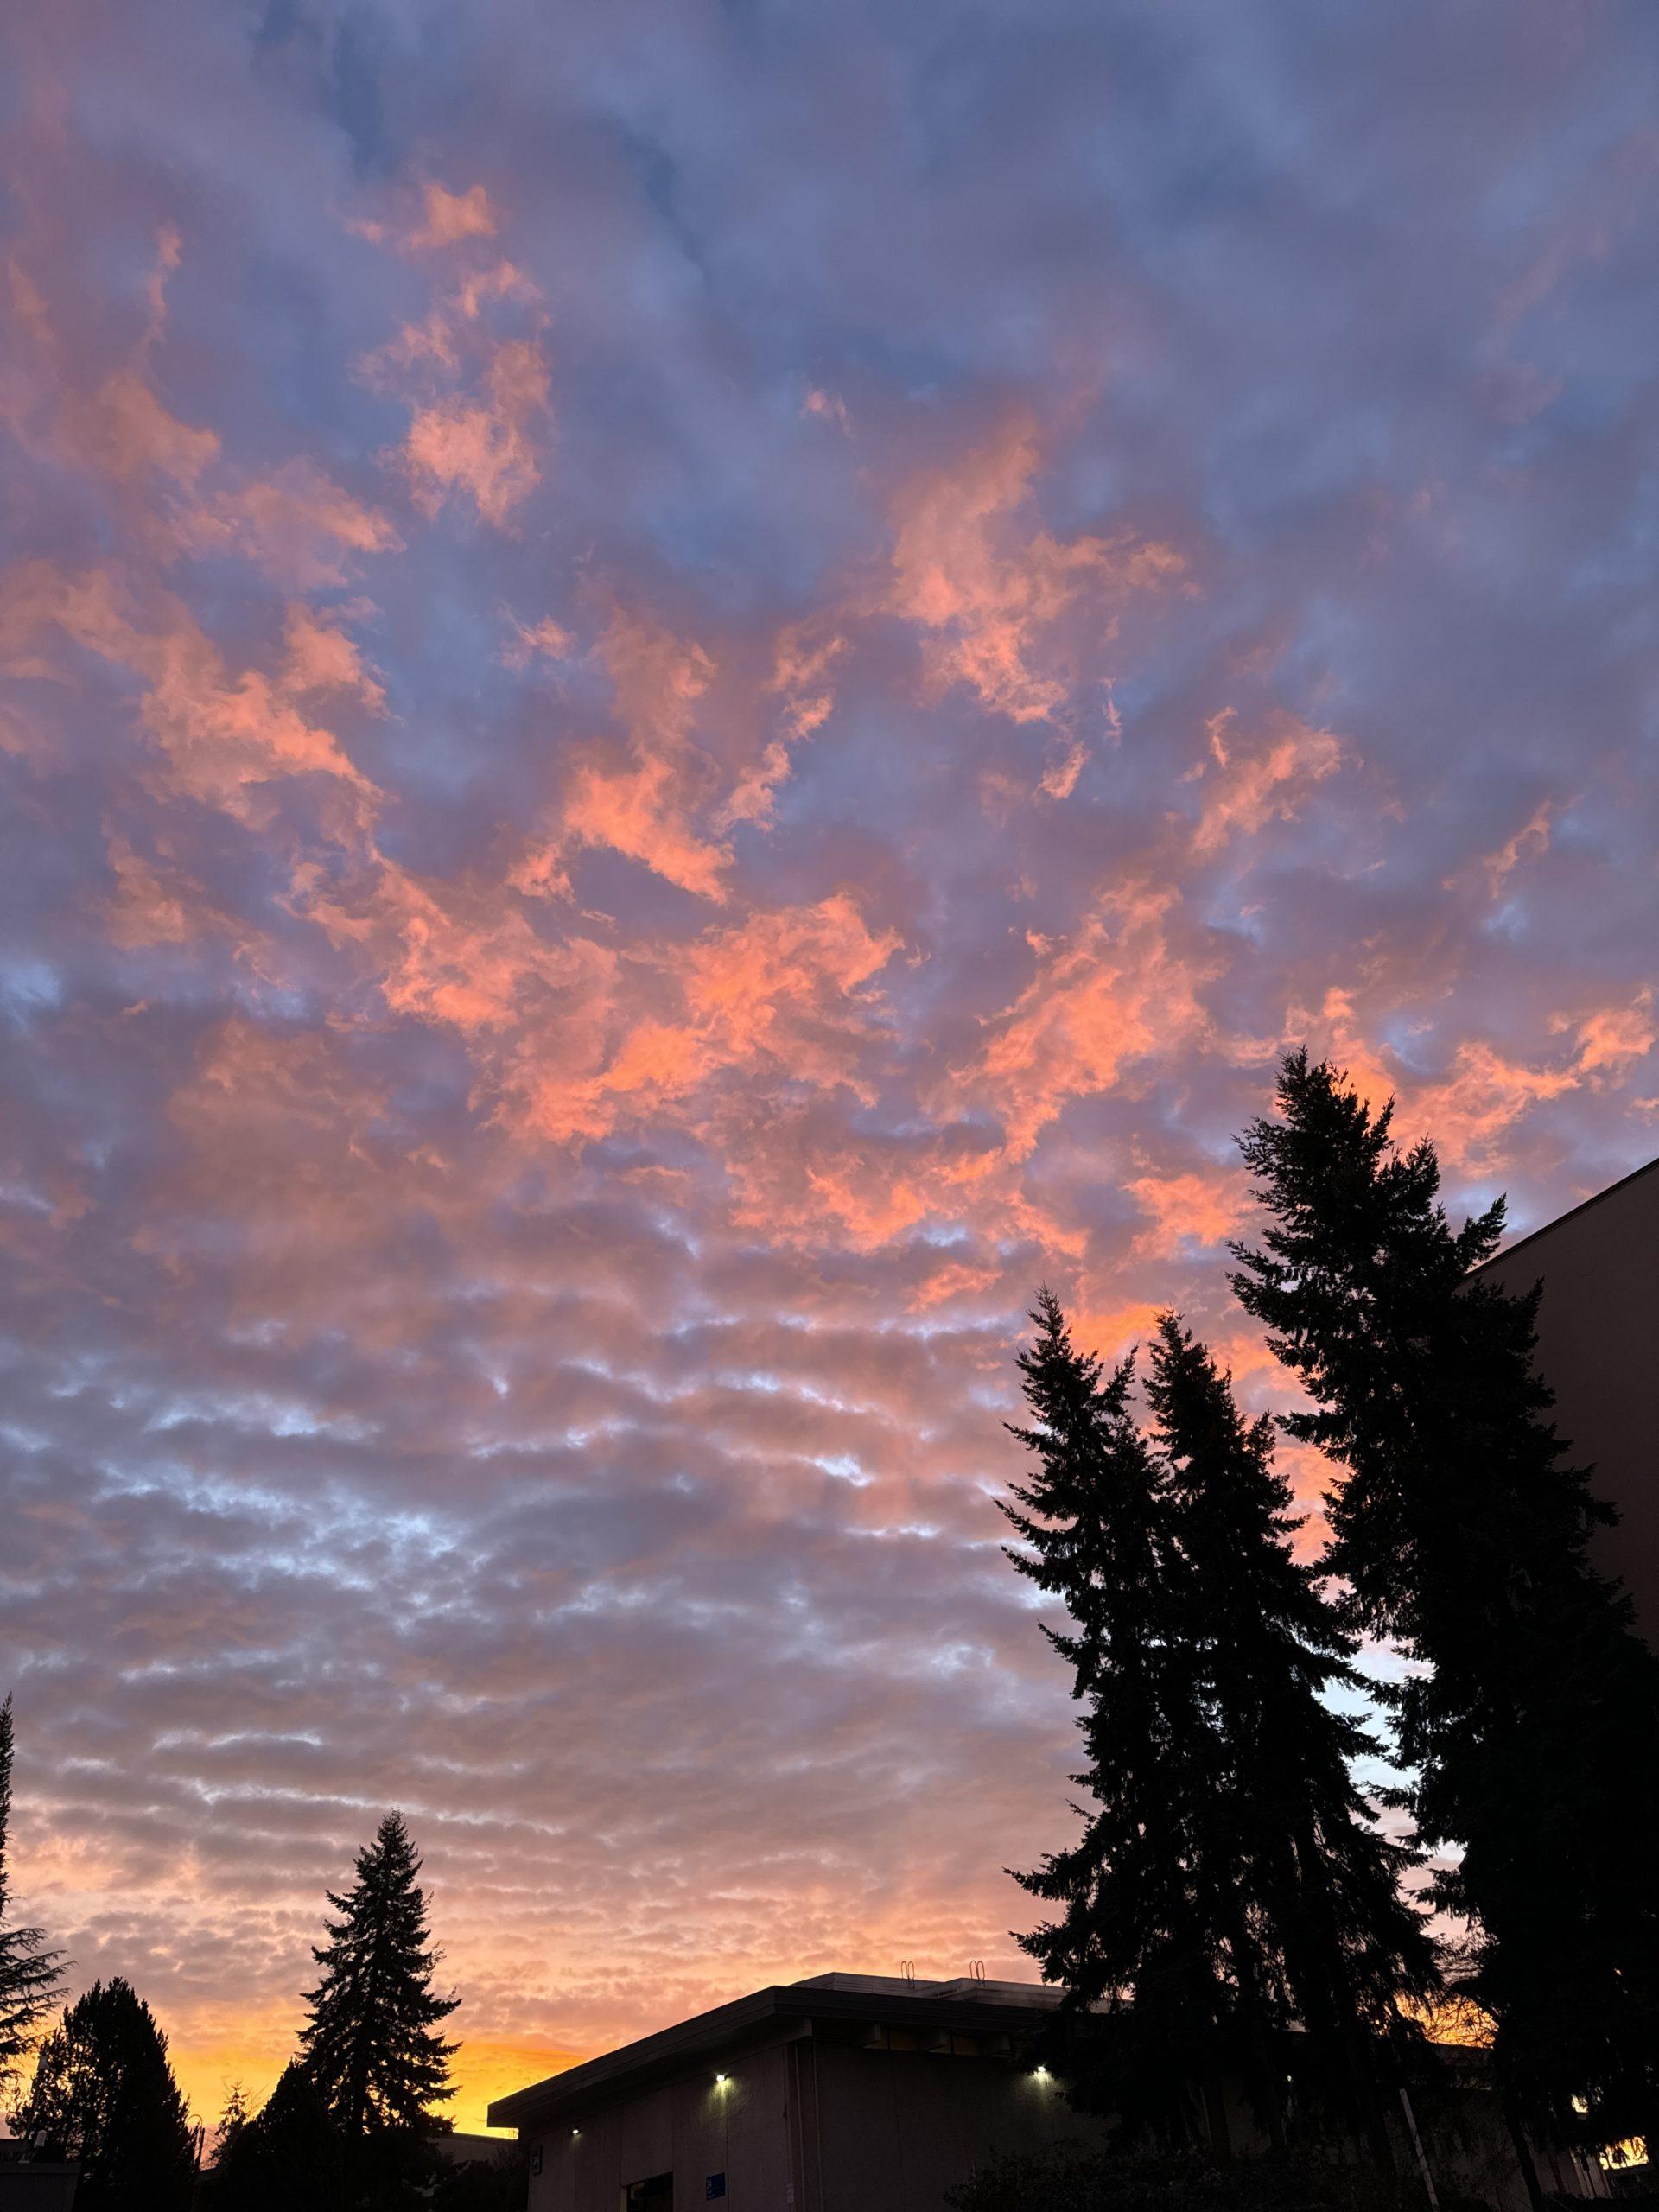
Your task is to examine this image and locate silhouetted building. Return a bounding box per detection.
[0,2147,79,2211]
[1475,1156,1659,1646]
[490,1972,1604,2212]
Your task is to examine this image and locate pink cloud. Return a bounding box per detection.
[887,413,1186,727]
[1186,709,1345,855]
[412,181,499,250]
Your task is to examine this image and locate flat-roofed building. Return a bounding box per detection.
[1474,1156,1659,1645]
[491,1974,1103,2212]
[489,1972,1604,2212]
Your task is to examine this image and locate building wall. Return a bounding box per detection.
[1477,1162,1659,1647]
[804,2041,1110,2212]
[524,2041,793,2212]
[0,2171,80,2211]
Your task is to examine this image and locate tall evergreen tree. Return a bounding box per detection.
[299,1812,459,2165]
[1146,1314,1439,2159]
[1002,1291,1231,2148]
[0,1695,65,2092]
[1231,1050,1659,2155]
[10,1977,196,2211]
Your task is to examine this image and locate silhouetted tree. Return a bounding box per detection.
[196,2061,345,2212]
[299,1811,458,2187]
[430,2141,534,2212]
[0,1694,65,2092]
[1002,1291,1230,2148]
[214,2080,249,2145]
[1147,1314,1438,2160]
[12,1977,196,2210]
[1231,1051,1659,2157]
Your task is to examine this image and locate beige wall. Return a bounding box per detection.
[1478,1162,1659,1648]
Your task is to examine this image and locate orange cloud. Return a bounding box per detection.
[1457,798,1554,899]
[1126,1166,1247,1256]
[503,893,899,1147]
[519,607,728,901]
[3,233,219,494]
[282,603,385,711]
[1187,709,1344,855]
[887,414,1185,726]
[3,561,377,829]
[401,335,550,527]
[1565,992,1653,1077]
[957,887,1217,1160]
[412,181,498,249]
[720,623,844,830]
[182,461,402,588]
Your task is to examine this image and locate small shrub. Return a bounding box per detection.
[947,2147,1433,2212]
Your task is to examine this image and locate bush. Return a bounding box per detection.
[946,2148,1451,2212]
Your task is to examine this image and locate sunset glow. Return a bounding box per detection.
[3,0,1656,2142]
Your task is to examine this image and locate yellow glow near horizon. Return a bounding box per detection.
[169,2031,582,2145]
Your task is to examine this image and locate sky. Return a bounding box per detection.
[2,0,1656,2143]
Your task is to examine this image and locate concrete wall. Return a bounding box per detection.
[525,2042,793,2212]
[1478,1162,1659,1647]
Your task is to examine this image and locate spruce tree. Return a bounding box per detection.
[299,1812,459,2165]
[10,1977,196,2210]
[198,2061,346,2212]
[1002,1291,1230,2148]
[1146,1314,1439,2159]
[0,1695,65,2091]
[1231,1051,1659,2155]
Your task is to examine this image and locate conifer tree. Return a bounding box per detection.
[0,1695,65,2091]
[1231,1051,1659,2155]
[198,2061,346,2212]
[1002,1292,1230,2147]
[10,1977,196,2210]
[300,1812,459,2164]
[1146,1314,1439,2159]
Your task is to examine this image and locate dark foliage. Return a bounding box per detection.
[11,1977,196,2211]
[945,2145,1472,2212]
[1147,1318,1439,2156]
[299,1808,460,2155]
[1230,1051,1659,2150]
[430,2144,534,2211]
[1002,1291,1228,2145]
[197,2062,346,2212]
[0,1695,65,2091]
[1002,1294,1441,2158]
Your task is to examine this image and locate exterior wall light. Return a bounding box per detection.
[715,2074,729,2088]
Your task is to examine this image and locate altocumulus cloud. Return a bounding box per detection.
[1,0,1656,2134]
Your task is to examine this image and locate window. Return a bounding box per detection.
[624,2176,673,2212]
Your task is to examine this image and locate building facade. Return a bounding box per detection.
[1474,1156,1659,1645]
[491,1974,1106,2212]
[489,1973,1602,2212]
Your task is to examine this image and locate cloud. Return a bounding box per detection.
[887,414,1186,728]
[412,182,499,250]
[399,339,550,527]
[3,0,1657,2142]
[1187,709,1345,857]
[518,606,728,900]
[956,887,1219,1160]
